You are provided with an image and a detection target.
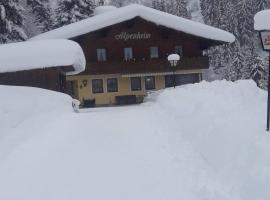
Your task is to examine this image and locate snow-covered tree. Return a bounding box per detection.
[54,0,96,28]
[0,0,27,43]
[152,0,191,19]
[26,0,53,32]
[167,0,191,19]
[108,0,151,7]
[152,0,166,12]
[201,0,270,89]
[250,54,268,89]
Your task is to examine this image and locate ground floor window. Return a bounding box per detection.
[145,76,156,90]
[165,73,200,88]
[107,78,118,93]
[92,79,103,93]
[131,77,142,91]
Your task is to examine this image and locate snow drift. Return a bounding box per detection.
[0,80,269,200]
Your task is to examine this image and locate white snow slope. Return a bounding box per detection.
[0,80,270,200]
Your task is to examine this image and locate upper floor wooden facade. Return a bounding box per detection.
[73,17,216,75]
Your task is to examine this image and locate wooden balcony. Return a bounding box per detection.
[80,56,209,75]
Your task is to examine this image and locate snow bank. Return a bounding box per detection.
[254,9,270,30]
[0,86,74,178]
[31,4,235,43]
[0,86,73,132]
[0,80,269,200]
[0,39,86,75]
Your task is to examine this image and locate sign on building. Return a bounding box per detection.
[115,32,151,41]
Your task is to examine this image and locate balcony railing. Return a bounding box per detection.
[81,56,209,75]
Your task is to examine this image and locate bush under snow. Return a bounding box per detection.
[0,80,269,200]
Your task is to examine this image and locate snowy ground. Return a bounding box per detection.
[0,80,270,200]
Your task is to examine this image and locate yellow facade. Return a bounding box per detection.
[66,69,202,106]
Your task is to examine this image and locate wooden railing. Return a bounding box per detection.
[82,56,209,75]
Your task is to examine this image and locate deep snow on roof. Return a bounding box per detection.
[254,9,270,30]
[31,4,235,43]
[0,39,86,75]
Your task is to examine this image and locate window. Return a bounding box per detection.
[165,75,174,88]
[179,74,200,85]
[165,74,200,88]
[175,46,183,57]
[92,79,103,93]
[124,47,133,61]
[131,77,141,91]
[96,48,107,62]
[150,46,159,58]
[107,78,118,93]
[145,76,155,90]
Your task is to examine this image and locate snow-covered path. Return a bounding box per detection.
[0,80,270,200]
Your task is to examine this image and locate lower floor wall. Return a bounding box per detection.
[0,68,66,92]
[66,70,202,107]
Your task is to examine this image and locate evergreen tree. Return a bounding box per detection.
[201,0,270,89]
[0,0,27,43]
[250,54,268,89]
[165,0,191,19]
[152,0,191,19]
[54,0,96,28]
[26,0,53,32]
[152,0,166,12]
[109,0,151,7]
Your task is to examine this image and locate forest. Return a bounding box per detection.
[0,0,270,88]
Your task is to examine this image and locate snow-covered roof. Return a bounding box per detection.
[31,4,235,43]
[254,9,270,30]
[0,39,86,75]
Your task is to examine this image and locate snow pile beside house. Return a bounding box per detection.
[254,9,270,30]
[0,80,270,200]
[0,86,73,135]
[0,39,86,75]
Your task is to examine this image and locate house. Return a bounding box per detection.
[31,4,235,107]
[0,39,85,92]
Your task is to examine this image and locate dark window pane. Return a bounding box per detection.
[145,76,155,90]
[131,77,141,91]
[150,46,159,58]
[165,74,200,88]
[107,78,118,93]
[124,48,133,61]
[97,48,107,62]
[92,79,103,93]
[175,46,183,57]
